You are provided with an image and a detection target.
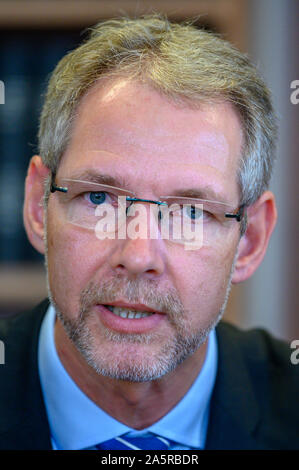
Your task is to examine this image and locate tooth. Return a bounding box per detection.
[106,305,154,319]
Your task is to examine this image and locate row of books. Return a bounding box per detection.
[0,29,80,261]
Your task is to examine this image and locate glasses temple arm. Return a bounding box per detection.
[225,204,246,222]
[50,173,68,193]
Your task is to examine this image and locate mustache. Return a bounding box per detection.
[79,277,184,319]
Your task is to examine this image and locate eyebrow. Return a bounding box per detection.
[66,169,130,190]
[66,169,229,204]
[167,188,229,204]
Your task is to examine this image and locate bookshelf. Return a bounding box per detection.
[0,0,248,49]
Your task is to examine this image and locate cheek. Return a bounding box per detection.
[171,244,237,316]
[46,218,111,313]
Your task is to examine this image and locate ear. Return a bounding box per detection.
[232,190,277,283]
[23,155,50,255]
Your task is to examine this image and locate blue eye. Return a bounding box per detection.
[89,192,107,205]
[183,205,203,220]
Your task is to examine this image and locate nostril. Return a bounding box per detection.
[115,263,126,271]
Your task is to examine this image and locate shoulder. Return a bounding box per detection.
[0,299,49,342]
[0,299,51,449]
[214,321,299,447]
[216,320,296,374]
[0,299,49,382]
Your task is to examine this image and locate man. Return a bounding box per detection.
[0,15,298,450]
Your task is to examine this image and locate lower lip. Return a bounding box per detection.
[96,304,165,334]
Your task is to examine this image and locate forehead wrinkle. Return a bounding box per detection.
[64,165,232,205]
[61,144,233,198]
[86,126,235,179]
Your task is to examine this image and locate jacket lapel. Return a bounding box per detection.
[205,322,261,449]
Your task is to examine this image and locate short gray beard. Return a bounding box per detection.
[44,210,238,383]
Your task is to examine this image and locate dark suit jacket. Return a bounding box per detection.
[0,299,298,450]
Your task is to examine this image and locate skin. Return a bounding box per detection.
[23,78,277,429]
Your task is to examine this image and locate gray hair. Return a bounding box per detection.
[39,14,277,232]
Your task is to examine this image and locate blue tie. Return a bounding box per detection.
[96,433,175,450]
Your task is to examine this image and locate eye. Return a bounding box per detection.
[183,204,203,220]
[86,192,108,205]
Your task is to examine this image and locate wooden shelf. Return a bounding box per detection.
[0,263,47,309]
[0,0,247,49]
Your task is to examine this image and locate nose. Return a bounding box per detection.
[109,236,166,277]
[109,201,166,277]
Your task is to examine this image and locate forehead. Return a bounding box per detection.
[59,78,243,201]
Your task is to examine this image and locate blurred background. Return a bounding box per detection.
[0,0,298,341]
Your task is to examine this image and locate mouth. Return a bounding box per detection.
[104,305,156,319]
[96,303,165,333]
[104,305,155,319]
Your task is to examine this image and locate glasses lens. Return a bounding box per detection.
[57,180,130,232]
[153,203,203,249]
[159,197,237,249]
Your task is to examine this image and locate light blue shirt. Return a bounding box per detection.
[38,304,218,450]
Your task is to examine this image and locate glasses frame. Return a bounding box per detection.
[50,175,246,222]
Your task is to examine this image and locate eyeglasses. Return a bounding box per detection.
[50,177,245,250]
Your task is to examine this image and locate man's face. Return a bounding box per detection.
[46,78,243,382]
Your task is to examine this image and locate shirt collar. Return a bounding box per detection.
[38,304,218,450]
